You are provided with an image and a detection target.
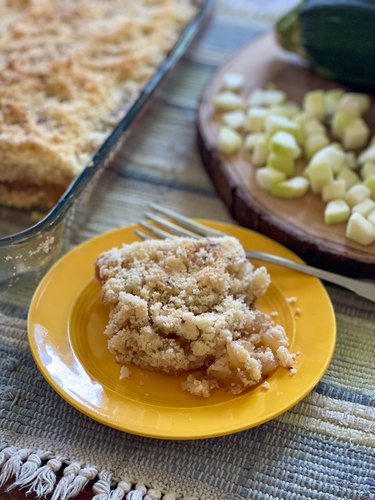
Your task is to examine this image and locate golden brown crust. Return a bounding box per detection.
[0,0,196,208]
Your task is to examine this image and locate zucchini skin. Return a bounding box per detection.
[277,0,375,88]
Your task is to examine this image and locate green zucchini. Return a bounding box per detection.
[276,0,375,88]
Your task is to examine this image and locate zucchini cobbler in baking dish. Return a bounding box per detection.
[96,236,296,397]
[0,0,196,209]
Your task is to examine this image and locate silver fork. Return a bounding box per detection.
[135,203,375,302]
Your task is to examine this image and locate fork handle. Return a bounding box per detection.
[246,250,375,302]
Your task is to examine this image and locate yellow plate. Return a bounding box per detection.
[28,221,336,440]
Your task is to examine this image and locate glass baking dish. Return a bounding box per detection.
[0,0,213,285]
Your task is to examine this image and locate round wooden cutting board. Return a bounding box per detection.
[197,33,375,278]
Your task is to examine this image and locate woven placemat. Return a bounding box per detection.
[1,1,374,498]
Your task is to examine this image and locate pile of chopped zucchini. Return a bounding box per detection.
[212,74,375,246]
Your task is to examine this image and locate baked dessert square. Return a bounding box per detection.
[0,0,196,209]
[95,236,296,397]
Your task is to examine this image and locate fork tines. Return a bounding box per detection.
[137,203,225,241]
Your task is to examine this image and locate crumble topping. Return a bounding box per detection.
[0,0,196,208]
[96,236,296,397]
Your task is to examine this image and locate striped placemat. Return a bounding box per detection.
[1,1,374,498]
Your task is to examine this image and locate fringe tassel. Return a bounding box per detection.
[50,461,81,500]
[63,465,98,498]
[0,447,30,486]
[7,450,51,490]
[0,445,180,500]
[25,457,63,498]
[126,483,147,500]
[0,446,18,467]
[108,480,131,499]
[92,470,112,499]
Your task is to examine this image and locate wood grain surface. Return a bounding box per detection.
[197,33,375,278]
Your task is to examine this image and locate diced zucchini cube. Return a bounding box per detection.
[267,106,289,118]
[265,115,302,143]
[248,88,286,107]
[303,118,326,137]
[310,145,346,174]
[270,131,299,158]
[337,95,362,117]
[337,167,360,190]
[222,72,245,92]
[244,133,264,152]
[321,180,346,203]
[266,89,286,106]
[324,88,344,116]
[305,161,333,194]
[345,213,375,245]
[246,107,268,132]
[255,167,286,191]
[361,161,375,180]
[252,137,268,166]
[331,111,354,139]
[345,152,358,170]
[342,118,370,150]
[303,90,325,121]
[263,89,287,106]
[324,199,350,224]
[267,152,295,177]
[352,199,375,217]
[294,112,314,127]
[268,102,300,119]
[304,134,329,160]
[247,89,265,107]
[218,126,242,155]
[358,143,375,165]
[367,209,375,226]
[270,176,309,198]
[364,175,375,200]
[214,92,245,112]
[222,110,246,131]
[344,184,371,207]
[354,93,371,114]
[283,101,301,118]
[337,92,371,116]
